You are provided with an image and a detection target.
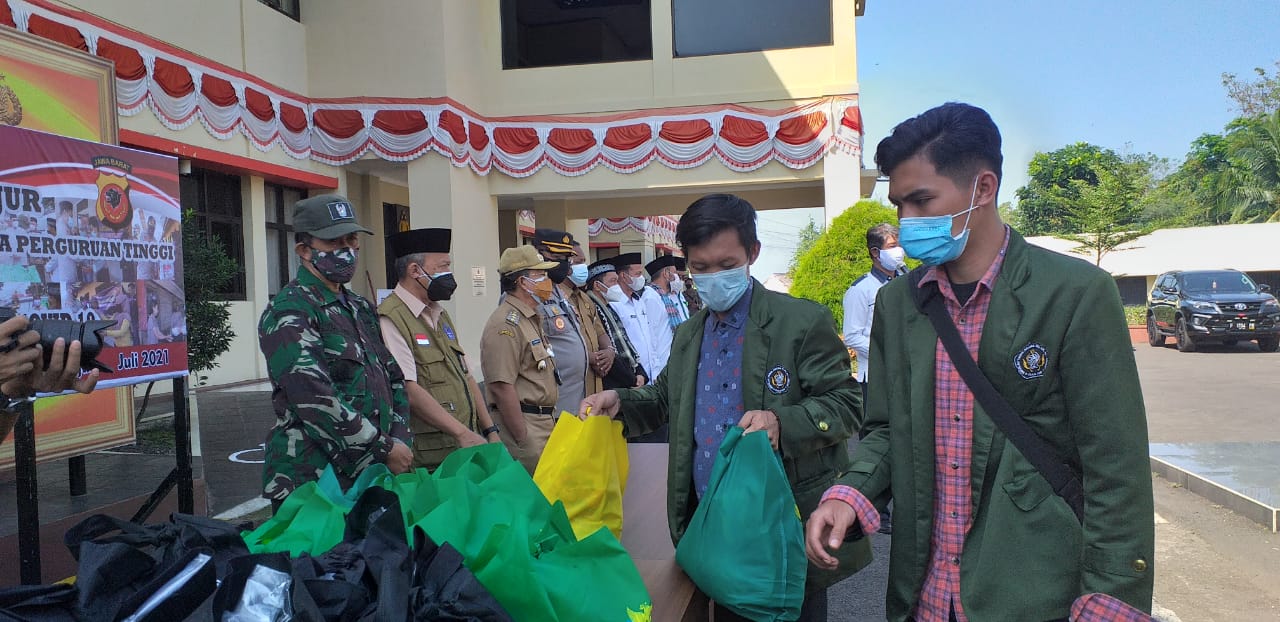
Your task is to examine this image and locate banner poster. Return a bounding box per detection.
[0,124,186,389]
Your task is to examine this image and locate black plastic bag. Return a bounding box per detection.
[0,583,80,622]
[408,527,512,622]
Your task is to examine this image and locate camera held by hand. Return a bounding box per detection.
[0,307,115,373]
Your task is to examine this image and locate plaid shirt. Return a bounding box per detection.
[821,230,1148,622]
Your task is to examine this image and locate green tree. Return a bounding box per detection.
[1224,109,1280,222]
[1014,143,1123,235]
[790,200,897,327]
[1147,132,1237,226]
[181,210,237,382]
[1061,160,1149,265]
[787,217,823,275]
[1222,60,1280,117]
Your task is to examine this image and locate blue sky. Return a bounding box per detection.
[753,0,1280,278]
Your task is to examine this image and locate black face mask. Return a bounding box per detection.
[417,271,458,301]
[548,260,571,285]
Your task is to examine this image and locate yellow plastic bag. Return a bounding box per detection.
[533,414,629,540]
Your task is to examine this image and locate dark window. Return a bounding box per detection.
[501,0,652,69]
[181,168,246,300]
[258,0,300,21]
[672,0,832,57]
[266,184,304,296]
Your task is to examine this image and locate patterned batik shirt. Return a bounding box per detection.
[691,286,753,498]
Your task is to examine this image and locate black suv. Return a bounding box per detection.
[1147,269,1280,352]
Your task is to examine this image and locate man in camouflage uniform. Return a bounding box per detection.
[258,194,413,509]
[378,227,500,470]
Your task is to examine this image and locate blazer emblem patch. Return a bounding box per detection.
[1015,343,1048,379]
[766,365,791,394]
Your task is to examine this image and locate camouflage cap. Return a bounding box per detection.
[293,194,373,240]
[499,245,559,275]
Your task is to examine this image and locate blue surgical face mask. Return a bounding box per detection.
[898,178,980,267]
[690,264,750,312]
[569,263,589,287]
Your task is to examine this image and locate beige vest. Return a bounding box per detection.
[378,295,478,447]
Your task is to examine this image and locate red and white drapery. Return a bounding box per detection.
[587,215,678,238]
[2,0,862,178]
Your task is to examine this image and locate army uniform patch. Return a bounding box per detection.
[444,325,456,341]
[554,316,566,331]
[414,333,430,346]
[1015,343,1048,379]
[766,365,791,394]
[505,310,521,326]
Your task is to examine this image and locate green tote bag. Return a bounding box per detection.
[674,427,806,621]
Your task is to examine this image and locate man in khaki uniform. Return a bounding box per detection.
[378,228,500,470]
[480,245,560,473]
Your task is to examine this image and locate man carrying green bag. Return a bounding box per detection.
[676,427,806,621]
[580,194,872,620]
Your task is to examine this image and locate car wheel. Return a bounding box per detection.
[1258,336,1280,352]
[1222,339,1238,347]
[1146,314,1166,347]
[1175,317,1197,352]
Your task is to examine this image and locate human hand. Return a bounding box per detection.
[0,315,40,390]
[578,390,620,420]
[455,429,487,448]
[386,440,414,474]
[591,348,615,376]
[805,499,860,570]
[738,409,780,450]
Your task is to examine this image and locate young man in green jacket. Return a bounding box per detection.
[580,193,870,621]
[806,103,1154,621]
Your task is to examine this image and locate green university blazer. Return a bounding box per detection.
[839,230,1155,620]
[617,279,873,592]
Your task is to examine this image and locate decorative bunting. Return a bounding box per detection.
[5,0,862,177]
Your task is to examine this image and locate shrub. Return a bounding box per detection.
[790,200,899,328]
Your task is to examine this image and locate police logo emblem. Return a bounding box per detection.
[766,365,791,394]
[554,317,566,331]
[1014,343,1048,379]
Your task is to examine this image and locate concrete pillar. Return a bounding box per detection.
[618,234,652,264]
[566,218,590,253]
[406,157,499,375]
[343,172,387,301]
[533,199,569,234]
[241,175,269,381]
[823,150,863,225]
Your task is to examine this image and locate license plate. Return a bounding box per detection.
[1234,322,1252,331]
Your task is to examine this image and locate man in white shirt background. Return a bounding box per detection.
[840,222,904,534]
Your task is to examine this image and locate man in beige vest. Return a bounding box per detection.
[378,228,500,470]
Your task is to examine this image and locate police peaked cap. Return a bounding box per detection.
[388,228,451,257]
[532,228,575,255]
[645,255,684,277]
[611,252,643,268]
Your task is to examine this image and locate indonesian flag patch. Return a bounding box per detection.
[414,333,430,346]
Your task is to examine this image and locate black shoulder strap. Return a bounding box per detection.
[908,270,1084,523]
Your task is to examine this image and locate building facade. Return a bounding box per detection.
[1,0,870,385]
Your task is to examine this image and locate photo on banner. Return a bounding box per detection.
[0,124,186,467]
